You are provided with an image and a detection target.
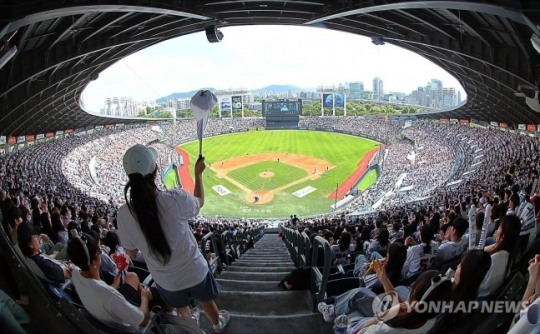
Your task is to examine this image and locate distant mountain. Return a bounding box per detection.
[155,85,313,103]
[155,88,215,104]
[250,85,304,93]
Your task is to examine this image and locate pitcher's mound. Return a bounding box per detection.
[259,171,275,178]
[246,190,274,204]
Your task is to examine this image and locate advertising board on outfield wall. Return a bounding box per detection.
[17,136,25,143]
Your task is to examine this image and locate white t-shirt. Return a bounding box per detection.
[478,250,510,297]
[405,241,439,276]
[361,318,436,334]
[436,237,468,264]
[117,189,208,291]
[71,270,143,332]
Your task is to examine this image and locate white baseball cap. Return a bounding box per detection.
[123,144,158,176]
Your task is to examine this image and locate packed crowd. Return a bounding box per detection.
[1,116,539,333]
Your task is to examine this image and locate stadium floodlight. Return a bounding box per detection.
[0,45,17,70]
[205,25,224,43]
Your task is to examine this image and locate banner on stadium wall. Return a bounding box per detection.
[55,130,64,135]
[490,121,498,127]
[95,125,104,131]
[440,118,449,123]
[232,96,242,112]
[220,96,231,114]
[17,136,25,143]
[334,93,346,109]
[449,118,458,124]
[527,124,537,132]
[87,129,94,134]
[26,134,35,142]
[322,94,334,108]
[459,119,469,125]
[499,123,508,129]
[8,136,16,144]
[46,132,54,138]
[518,124,526,130]
[65,129,74,134]
[116,123,124,128]
[0,136,5,145]
[36,134,44,140]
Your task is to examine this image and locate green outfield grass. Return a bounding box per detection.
[180,130,379,218]
[162,165,180,190]
[357,169,378,191]
[228,161,307,190]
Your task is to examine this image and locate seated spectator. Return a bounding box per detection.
[478,215,521,297]
[17,222,71,285]
[429,249,492,332]
[68,233,153,332]
[367,228,390,261]
[353,242,407,290]
[436,217,468,265]
[331,231,354,265]
[404,225,438,277]
[508,254,540,333]
[318,269,452,333]
[0,288,30,334]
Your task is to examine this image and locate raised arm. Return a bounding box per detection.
[194,156,205,208]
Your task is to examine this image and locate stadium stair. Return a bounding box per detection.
[199,233,333,333]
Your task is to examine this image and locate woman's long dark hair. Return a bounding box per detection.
[386,242,407,284]
[385,270,452,329]
[490,214,521,278]
[124,171,171,264]
[377,228,390,247]
[420,225,434,254]
[452,249,492,303]
[338,231,351,252]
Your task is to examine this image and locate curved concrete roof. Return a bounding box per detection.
[1,1,539,135]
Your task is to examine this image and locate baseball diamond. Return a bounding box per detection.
[178,130,379,218]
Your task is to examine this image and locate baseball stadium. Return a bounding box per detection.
[1,2,540,334]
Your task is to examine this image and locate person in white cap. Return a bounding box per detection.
[117,144,230,333]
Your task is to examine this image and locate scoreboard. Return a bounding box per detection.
[262,100,302,116]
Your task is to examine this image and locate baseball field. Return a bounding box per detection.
[177,130,379,218]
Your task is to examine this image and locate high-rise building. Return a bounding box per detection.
[442,88,456,108]
[101,96,138,117]
[373,77,384,99]
[430,79,443,91]
[349,82,364,99]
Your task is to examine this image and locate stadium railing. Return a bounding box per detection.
[201,232,223,275]
[310,236,331,311]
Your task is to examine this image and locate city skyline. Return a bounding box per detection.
[83,25,466,112]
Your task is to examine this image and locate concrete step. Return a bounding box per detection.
[225,265,295,273]
[219,271,289,281]
[234,259,294,265]
[198,312,333,334]
[215,291,312,316]
[231,261,294,268]
[216,279,282,292]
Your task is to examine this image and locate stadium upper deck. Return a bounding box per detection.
[0,0,539,136]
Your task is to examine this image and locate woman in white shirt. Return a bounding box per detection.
[117,144,229,333]
[478,215,521,297]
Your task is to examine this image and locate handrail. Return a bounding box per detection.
[310,236,332,311]
[220,230,231,266]
[301,231,311,266]
[200,232,222,276]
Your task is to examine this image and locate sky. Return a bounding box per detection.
[82,25,465,112]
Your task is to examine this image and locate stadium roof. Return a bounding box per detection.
[1,1,539,136]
